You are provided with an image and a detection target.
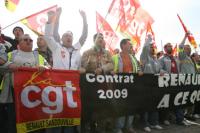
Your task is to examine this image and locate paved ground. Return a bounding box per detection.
[134,119,200,133]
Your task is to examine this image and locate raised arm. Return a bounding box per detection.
[78,10,88,46]
[44,10,59,51]
[179,32,188,49]
[178,32,189,60]
[53,7,62,43]
[140,34,153,65]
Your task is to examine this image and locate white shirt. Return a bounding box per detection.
[13,50,37,67]
[45,36,81,70]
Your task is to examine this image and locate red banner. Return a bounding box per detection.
[14,68,81,133]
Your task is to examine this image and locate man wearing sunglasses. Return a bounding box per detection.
[0,34,49,133]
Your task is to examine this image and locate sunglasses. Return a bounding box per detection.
[23,38,33,42]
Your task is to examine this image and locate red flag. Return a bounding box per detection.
[108,0,154,53]
[20,5,57,35]
[5,0,20,12]
[14,68,81,132]
[177,14,197,49]
[96,12,119,53]
[108,0,140,15]
[108,0,141,31]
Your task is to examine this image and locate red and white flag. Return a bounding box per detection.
[108,0,141,32]
[20,5,57,35]
[108,0,154,53]
[96,12,119,53]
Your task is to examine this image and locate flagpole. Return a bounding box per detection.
[2,4,57,31]
[1,19,22,30]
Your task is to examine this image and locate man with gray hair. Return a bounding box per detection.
[0,34,48,133]
[44,7,88,133]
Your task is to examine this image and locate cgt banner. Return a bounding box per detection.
[81,73,200,121]
[14,68,81,133]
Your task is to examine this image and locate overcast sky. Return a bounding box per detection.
[0,0,200,55]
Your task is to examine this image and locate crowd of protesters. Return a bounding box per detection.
[1,7,200,133]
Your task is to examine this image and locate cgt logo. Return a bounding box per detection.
[21,81,77,114]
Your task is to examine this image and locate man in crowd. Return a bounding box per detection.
[191,52,200,119]
[0,24,23,133]
[112,38,140,133]
[44,7,88,133]
[0,26,24,52]
[0,26,8,133]
[158,43,179,126]
[113,48,120,55]
[140,35,163,132]
[35,35,53,66]
[81,33,113,133]
[179,32,196,123]
[157,51,164,59]
[81,33,113,74]
[44,7,88,70]
[0,34,48,133]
